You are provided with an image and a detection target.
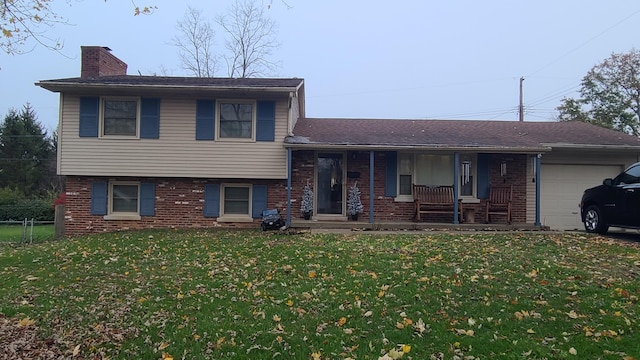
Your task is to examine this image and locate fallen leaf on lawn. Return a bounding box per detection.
[72,344,80,356]
[273,315,281,322]
[158,341,169,350]
[569,347,577,355]
[566,310,579,319]
[364,310,373,317]
[25,275,38,281]
[311,352,321,360]
[455,328,474,336]
[527,328,535,334]
[161,353,173,360]
[17,317,35,327]
[337,317,347,326]
[413,318,427,336]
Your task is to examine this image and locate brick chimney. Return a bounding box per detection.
[81,46,127,78]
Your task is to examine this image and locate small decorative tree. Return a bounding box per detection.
[347,181,364,220]
[300,181,313,219]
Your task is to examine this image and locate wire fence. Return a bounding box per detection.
[0,219,56,245]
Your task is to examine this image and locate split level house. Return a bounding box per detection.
[37,46,640,236]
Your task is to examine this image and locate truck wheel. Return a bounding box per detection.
[584,205,608,234]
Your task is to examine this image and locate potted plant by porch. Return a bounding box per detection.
[300,181,313,220]
[347,181,364,220]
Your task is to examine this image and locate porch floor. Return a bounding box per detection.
[289,219,548,232]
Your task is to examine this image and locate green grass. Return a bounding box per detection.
[0,223,54,244]
[0,230,639,359]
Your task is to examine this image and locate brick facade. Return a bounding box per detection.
[64,176,287,235]
[64,152,529,235]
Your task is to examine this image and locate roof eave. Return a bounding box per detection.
[542,143,640,151]
[283,142,551,153]
[35,81,300,93]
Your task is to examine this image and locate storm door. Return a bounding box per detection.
[316,153,344,215]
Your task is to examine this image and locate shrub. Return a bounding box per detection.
[0,187,54,221]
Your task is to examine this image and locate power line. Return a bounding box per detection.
[526,8,640,78]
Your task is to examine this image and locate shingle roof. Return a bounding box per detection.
[287,118,640,151]
[37,76,304,91]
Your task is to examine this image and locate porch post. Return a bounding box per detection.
[286,147,292,227]
[535,154,541,226]
[369,150,374,224]
[453,152,460,224]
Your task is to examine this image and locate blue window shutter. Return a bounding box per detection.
[91,182,107,215]
[196,100,215,140]
[204,184,220,217]
[256,101,276,142]
[140,98,160,139]
[140,183,156,216]
[477,153,490,199]
[385,151,398,197]
[252,184,267,218]
[79,97,99,137]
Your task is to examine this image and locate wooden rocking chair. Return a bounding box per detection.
[485,184,512,224]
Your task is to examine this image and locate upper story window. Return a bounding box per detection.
[102,98,139,137]
[218,101,255,139]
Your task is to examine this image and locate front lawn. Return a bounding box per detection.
[0,230,638,359]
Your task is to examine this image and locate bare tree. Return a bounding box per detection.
[216,0,280,78]
[171,6,217,77]
[1,0,155,55]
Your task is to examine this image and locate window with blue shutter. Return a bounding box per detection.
[79,97,99,137]
[196,100,215,140]
[385,151,398,197]
[256,101,276,142]
[252,184,267,218]
[91,182,108,215]
[477,153,490,199]
[140,98,160,139]
[204,184,220,217]
[140,183,156,216]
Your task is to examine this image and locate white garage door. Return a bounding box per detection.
[540,164,623,230]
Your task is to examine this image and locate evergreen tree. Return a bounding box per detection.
[0,104,55,196]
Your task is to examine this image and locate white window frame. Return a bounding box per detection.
[395,153,414,202]
[104,181,141,220]
[100,96,141,138]
[218,183,254,222]
[395,153,479,203]
[216,100,256,141]
[458,154,478,202]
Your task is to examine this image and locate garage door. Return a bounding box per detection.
[540,164,623,230]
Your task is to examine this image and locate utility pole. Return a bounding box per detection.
[519,76,525,122]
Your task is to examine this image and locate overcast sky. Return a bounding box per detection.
[1,0,640,133]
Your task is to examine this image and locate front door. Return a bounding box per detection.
[316,153,344,215]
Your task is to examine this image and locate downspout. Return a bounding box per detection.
[287,148,292,227]
[453,152,460,224]
[369,150,374,224]
[535,154,541,226]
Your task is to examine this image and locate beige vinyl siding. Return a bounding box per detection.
[59,96,289,179]
[526,155,536,224]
